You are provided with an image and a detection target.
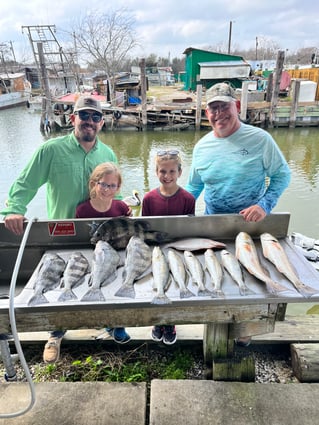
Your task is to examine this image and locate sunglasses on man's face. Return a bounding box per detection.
[75,110,103,123]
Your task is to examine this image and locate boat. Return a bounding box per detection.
[0,72,32,110]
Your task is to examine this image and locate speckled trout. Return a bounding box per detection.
[220,249,255,296]
[167,248,194,299]
[151,246,172,304]
[183,251,212,296]
[235,232,289,295]
[260,233,318,298]
[204,249,225,298]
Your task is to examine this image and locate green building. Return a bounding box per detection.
[183,47,252,91]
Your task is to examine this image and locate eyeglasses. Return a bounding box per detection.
[157,149,180,157]
[75,110,103,123]
[97,182,119,191]
[207,103,231,114]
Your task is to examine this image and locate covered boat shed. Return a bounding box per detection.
[183,47,252,91]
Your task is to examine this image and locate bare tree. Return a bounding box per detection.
[72,8,139,96]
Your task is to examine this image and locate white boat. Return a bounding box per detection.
[0,72,32,110]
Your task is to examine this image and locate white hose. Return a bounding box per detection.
[0,218,37,418]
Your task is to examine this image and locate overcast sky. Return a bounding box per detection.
[1,0,319,62]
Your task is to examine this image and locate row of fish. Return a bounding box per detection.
[27,231,318,306]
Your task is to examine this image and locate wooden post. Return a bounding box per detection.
[139,58,147,130]
[240,81,249,121]
[289,79,301,128]
[269,50,285,128]
[37,42,55,134]
[195,84,203,130]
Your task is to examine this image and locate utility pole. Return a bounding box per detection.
[228,21,233,54]
[255,37,258,61]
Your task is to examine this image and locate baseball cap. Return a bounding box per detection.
[206,83,237,106]
[74,96,102,113]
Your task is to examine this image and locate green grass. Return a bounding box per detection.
[31,344,201,383]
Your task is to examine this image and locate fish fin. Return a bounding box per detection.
[28,293,49,306]
[58,289,78,302]
[197,289,213,297]
[180,288,196,299]
[151,294,172,305]
[81,288,105,302]
[114,285,136,299]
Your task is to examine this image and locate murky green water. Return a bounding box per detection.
[1,106,318,314]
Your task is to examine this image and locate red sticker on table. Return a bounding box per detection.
[48,222,76,236]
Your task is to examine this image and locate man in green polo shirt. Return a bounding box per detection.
[2,96,118,234]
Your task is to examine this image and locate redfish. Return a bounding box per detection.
[260,233,318,298]
[235,232,289,295]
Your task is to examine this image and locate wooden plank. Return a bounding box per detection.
[0,303,274,333]
[291,343,319,382]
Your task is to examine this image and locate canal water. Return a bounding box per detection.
[1,106,318,313]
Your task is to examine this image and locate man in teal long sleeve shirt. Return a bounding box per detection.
[186,83,291,222]
[2,96,118,234]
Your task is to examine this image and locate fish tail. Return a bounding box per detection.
[211,289,225,298]
[265,279,289,295]
[180,288,195,299]
[58,289,78,302]
[114,284,136,299]
[28,293,49,306]
[198,289,212,297]
[295,282,318,298]
[81,288,105,302]
[151,294,172,305]
[239,285,256,296]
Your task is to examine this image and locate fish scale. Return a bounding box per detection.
[114,236,152,299]
[28,253,66,306]
[58,252,90,302]
[81,240,122,302]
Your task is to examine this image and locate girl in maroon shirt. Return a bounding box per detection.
[142,150,195,345]
[76,162,131,344]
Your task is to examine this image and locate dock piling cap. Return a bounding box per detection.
[206,83,237,106]
[74,96,102,113]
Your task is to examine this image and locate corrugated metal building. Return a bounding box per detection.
[183,47,251,91]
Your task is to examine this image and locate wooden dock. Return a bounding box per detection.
[12,314,319,346]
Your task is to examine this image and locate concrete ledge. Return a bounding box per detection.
[0,382,147,424]
[150,380,319,425]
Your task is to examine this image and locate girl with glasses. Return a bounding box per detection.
[76,162,132,344]
[76,162,131,218]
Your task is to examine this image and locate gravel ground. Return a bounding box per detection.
[0,342,299,384]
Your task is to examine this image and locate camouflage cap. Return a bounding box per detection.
[74,96,102,113]
[206,83,237,106]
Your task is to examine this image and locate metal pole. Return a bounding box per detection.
[0,337,17,381]
[228,21,232,54]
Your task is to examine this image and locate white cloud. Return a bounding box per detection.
[1,0,318,61]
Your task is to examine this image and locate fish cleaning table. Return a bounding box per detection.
[1,214,319,380]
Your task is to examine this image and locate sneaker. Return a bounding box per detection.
[106,327,131,344]
[151,326,164,342]
[43,336,63,363]
[163,325,177,345]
